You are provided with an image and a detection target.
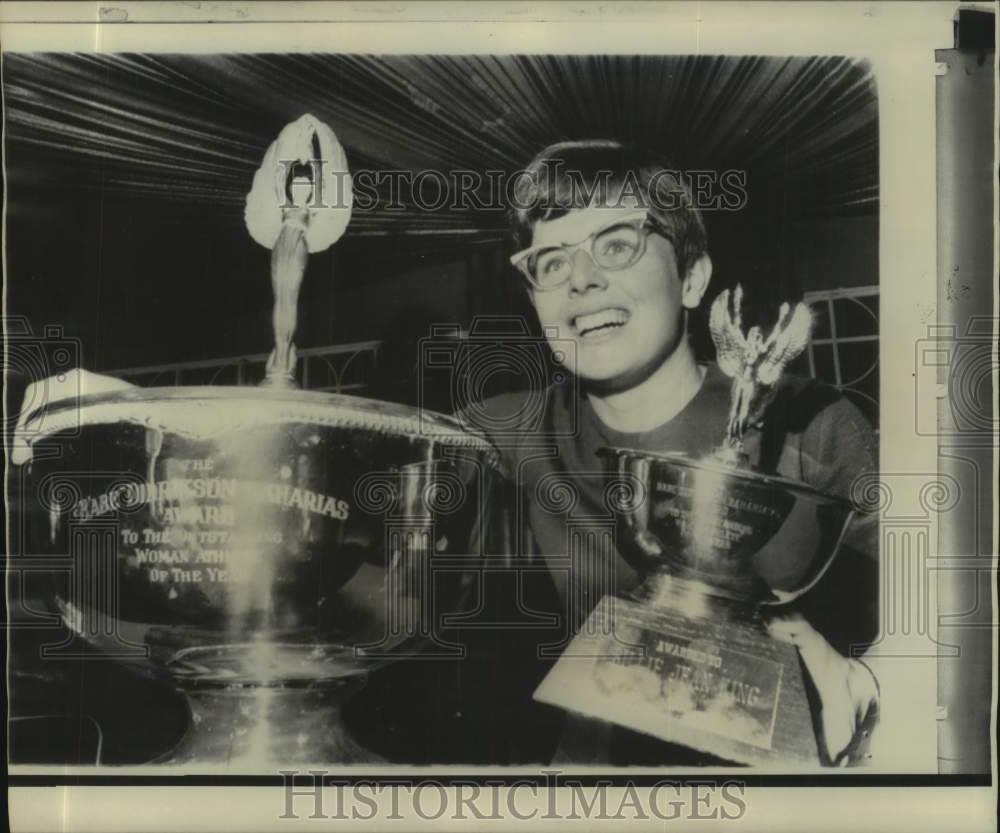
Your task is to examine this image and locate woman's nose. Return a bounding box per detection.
[567,249,609,294]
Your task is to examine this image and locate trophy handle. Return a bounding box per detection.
[759,508,857,608]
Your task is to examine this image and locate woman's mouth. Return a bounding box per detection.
[573,308,630,339]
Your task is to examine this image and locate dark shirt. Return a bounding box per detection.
[469,362,879,657]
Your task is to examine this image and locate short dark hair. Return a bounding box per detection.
[509,140,709,276]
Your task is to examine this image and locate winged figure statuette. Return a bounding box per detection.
[709,285,813,460]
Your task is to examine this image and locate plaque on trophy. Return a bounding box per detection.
[534,287,856,766]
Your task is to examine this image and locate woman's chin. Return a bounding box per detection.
[575,361,644,391]
[576,346,687,396]
[573,338,634,377]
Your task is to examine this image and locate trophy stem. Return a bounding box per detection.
[631,572,761,624]
[262,216,309,389]
[155,678,382,766]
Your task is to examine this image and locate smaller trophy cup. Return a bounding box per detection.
[535,287,855,766]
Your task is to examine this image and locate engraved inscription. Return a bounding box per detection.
[71,458,352,587]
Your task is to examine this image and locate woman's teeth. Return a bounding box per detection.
[575,309,629,337]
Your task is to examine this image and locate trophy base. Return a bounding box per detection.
[155,678,383,767]
[534,593,820,767]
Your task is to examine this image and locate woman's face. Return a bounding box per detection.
[528,205,709,390]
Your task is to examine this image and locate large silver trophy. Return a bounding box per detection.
[14,116,498,767]
[538,288,856,766]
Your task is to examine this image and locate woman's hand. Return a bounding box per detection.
[766,611,879,765]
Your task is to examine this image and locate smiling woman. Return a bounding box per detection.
[461,135,882,767]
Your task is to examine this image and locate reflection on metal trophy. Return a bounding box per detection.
[536,287,855,765]
[14,116,498,767]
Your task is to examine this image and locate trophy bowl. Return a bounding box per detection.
[15,386,499,765]
[599,446,856,610]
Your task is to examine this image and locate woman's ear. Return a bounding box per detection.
[682,254,713,310]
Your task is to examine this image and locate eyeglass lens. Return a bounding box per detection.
[528,221,643,287]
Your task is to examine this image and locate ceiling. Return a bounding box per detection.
[3,52,879,237]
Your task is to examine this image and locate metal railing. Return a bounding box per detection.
[802,285,879,422]
[103,292,879,418]
[103,340,385,393]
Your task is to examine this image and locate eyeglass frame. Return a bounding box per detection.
[509,209,676,291]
